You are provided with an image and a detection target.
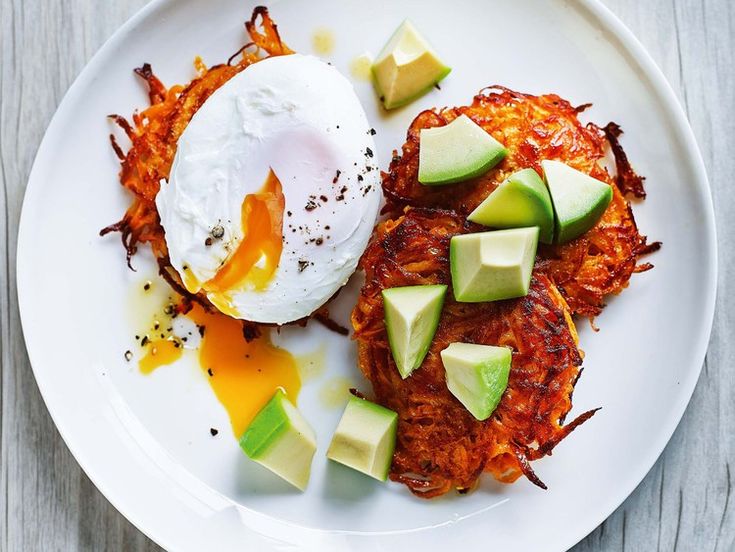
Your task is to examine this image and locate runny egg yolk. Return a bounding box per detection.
[184,169,285,317]
[186,303,300,437]
[139,301,300,437]
[140,339,183,374]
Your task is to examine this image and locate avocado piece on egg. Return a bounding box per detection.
[382,284,447,379]
[542,160,613,244]
[449,227,539,302]
[468,168,555,244]
[239,389,316,491]
[418,115,507,185]
[372,20,451,110]
[440,342,511,421]
[326,396,398,481]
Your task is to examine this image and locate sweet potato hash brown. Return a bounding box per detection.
[101,8,292,317]
[381,88,660,317]
[353,91,658,497]
[352,209,598,497]
[100,8,348,333]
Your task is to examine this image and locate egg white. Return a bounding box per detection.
[156,54,381,324]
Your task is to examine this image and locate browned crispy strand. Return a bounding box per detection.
[381,87,660,317]
[352,209,597,498]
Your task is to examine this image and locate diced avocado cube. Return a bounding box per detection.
[450,227,539,302]
[468,168,555,244]
[418,115,507,186]
[382,284,447,379]
[372,20,451,110]
[239,389,316,491]
[326,396,398,481]
[441,342,511,420]
[542,160,613,244]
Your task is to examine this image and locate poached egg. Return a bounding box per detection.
[156,54,380,324]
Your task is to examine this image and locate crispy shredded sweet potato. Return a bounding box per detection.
[352,209,598,497]
[101,6,291,275]
[381,87,660,317]
[101,7,351,334]
[354,88,659,497]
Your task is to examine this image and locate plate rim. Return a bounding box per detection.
[15,0,717,550]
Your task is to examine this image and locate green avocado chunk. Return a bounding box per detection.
[239,389,317,491]
[542,160,613,244]
[441,342,511,420]
[372,20,451,110]
[468,168,554,244]
[450,227,539,303]
[326,396,398,481]
[382,284,447,378]
[418,115,507,185]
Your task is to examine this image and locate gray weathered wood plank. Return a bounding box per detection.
[574,1,734,551]
[0,0,730,550]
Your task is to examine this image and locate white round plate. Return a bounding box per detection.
[17,0,716,550]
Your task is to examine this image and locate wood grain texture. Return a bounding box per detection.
[0,0,730,550]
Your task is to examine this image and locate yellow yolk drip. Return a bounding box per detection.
[350,53,373,81]
[139,339,183,374]
[312,28,335,55]
[194,169,285,317]
[187,303,300,437]
[139,171,295,435]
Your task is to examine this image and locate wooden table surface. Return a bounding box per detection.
[0,1,731,550]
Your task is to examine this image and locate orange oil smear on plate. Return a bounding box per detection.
[130,277,185,373]
[312,28,335,55]
[139,338,183,374]
[319,376,357,409]
[186,303,300,437]
[350,53,373,81]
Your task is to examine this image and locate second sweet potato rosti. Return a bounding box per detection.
[352,209,597,498]
[381,87,659,317]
